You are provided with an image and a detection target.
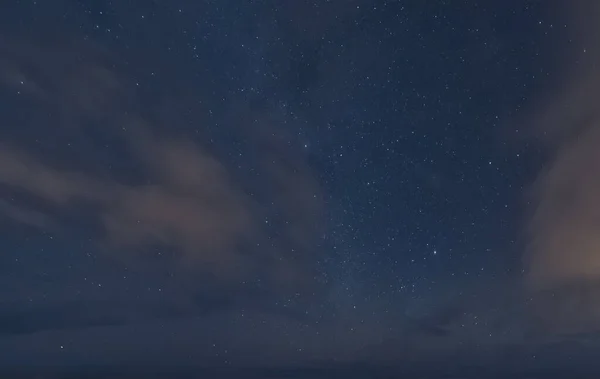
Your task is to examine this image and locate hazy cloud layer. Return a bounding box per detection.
[524,2,600,288]
[523,2,600,334]
[0,37,323,292]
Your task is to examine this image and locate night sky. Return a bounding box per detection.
[1,1,600,377]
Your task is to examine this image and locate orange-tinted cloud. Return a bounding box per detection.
[0,37,323,291]
[523,2,600,289]
[521,2,600,334]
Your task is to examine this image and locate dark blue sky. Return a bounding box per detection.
[1,0,600,377]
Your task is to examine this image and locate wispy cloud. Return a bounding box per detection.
[0,37,323,292]
[524,2,600,288]
[0,199,55,229]
[522,2,600,334]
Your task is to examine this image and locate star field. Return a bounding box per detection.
[1,0,600,377]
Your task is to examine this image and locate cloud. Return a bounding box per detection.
[0,37,323,293]
[521,2,600,334]
[0,199,54,229]
[523,2,600,288]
